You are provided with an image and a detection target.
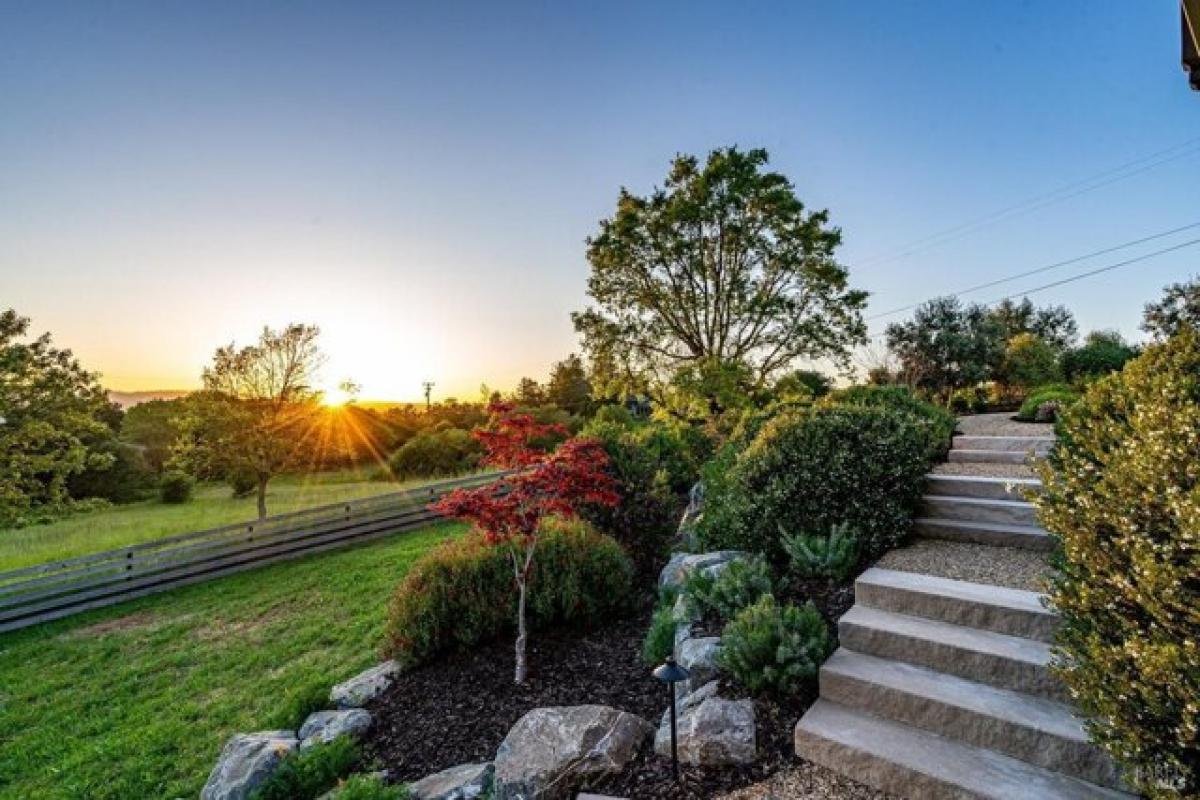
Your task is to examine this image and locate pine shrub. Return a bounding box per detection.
[1036,328,1200,798]
[681,555,774,623]
[641,588,679,666]
[717,594,832,696]
[250,737,360,800]
[781,522,860,581]
[331,775,411,800]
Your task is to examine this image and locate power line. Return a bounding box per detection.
[866,220,1200,321]
[867,236,1200,339]
[855,135,1200,267]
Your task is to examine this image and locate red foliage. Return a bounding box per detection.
[432,403,619,543]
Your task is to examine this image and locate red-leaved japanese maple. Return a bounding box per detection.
[432,402,619,683]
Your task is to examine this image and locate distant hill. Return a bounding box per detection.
[108,390,190,409]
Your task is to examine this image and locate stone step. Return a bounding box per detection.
[921,495,1040,527]
[854,568,1057,643]
[947,449,1034,465]
[794,700,1135,800]
[837,605,1064,700]
[953,435,1054,453]
[818,649,1125,789]
[925,474,1041,501]
[915,517,1054,551]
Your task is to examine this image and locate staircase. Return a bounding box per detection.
[795,427,1136,799]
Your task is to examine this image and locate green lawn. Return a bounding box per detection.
[0,522,464,800]
[0,469,459,572]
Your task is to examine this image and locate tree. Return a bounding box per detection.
[774,368,834,399]
[988,298,1077,352]
[1142,276,1200,340]
[997,333,1061,394]
[545,353,592,415]
[885,296,1003,401]
[432,402,619,683]
[510,376,546,407]
[174,324,324,519]
[573,146,868,415]
[0,310,116,526]
[1062,330,1138,382]
[121,398,184,472]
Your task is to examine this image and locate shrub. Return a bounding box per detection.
[781,522,860,582]
[632,420,713,494]
[386,426,482,480]
[67,439,157,504]
[641,587,679,666]
[331,775,411,800]
[158,470,194,504]
[698,406,931,561]
[823,384,955,460]
[774,369,833,399]
[682,555,774,622]
[717,595,832,695]
[999,332,1062,393]
[1036,328,1200,798]
[1061,330,1138,382]
[384,518,633,668]
[949,386,988,414]
[1016,384,1079,422]
[228,466,258,498]
[250,737,360,800]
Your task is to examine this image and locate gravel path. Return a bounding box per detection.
[931,461,1040,479]
[716,762,895,800]
[955,413,1053,438]
[875,539,1052,592]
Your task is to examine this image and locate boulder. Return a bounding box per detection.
[201,730,298,800]
[330,660,399,709]
[655,682,755,765]
[298,709,371,750]
[657,551,748,591]
[675,636,722,700]
[492,705,653,800]
[409,761,494,800]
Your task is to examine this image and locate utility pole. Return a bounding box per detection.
[422,381,434,410]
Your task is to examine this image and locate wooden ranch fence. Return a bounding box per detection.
[0,471,508,634]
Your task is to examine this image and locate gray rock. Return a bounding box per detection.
[655,682,756,765]
[675,636,722,700]
[330,661,399,709]
[658,550,749,591]
[492,705,653,800]
[409,761,494,800]
[298,709,371,750]
[201,730,298,800]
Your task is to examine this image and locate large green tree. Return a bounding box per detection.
[1143,275,1200,340]
[573,147,868,414]
[173,324,324,519]
[0,309,115,527]
[988,298,1078,352]
[885,296,1003,401]
[545,353,592,415]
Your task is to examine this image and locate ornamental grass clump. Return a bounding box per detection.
[717,594,832,696]
[781,522,861,581]
[1036,327,1200,798]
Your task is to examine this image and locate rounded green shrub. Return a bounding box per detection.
[1036,328,1200,798]
[717,594,832,696]
[1061,331,1137,382]
[1016,384,1079,422]
[823,384,955,459]
[158,470,194,504]
[386,427,482,479]
[384,518,634,668]
[698,405,932,561]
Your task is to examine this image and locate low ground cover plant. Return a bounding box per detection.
[384,517,633,669]
[1037,328,1200,798]
[717,594,832,695]
[698,404,932,562]
[781,522,860,582]
[250,737,361,800]
[331,774,411,800]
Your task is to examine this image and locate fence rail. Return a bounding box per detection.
[0,471,506,634]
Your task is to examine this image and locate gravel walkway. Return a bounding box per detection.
[955,413,1053,438]
[931,461,1040,479]
[875,539,1052,592]
[716,762,895,800]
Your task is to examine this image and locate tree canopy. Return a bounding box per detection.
[885,296,1003,400]
[573,146,867,414]
[1143,276,1200,340]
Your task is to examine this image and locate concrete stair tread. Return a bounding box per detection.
[923,495,1036,510]
[948,449,1035,464]
[795,700,1135,800]
[839,605,1052,670]
[916,517,1048,535]
[926,474,1042,485]
[954,434,1055,442]
[857,568,1052,620]
[822,648,1086,743]
[915,517,1052,551]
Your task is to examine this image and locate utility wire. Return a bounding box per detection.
[855,136,1200,267]
[867,236,1200,340]
[866,220,1200,321]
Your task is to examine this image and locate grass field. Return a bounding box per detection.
[0,469,467,572]
[0,521,464,800]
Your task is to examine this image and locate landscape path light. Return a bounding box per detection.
[652,655,690,780]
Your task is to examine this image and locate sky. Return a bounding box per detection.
[2,2,1198,401]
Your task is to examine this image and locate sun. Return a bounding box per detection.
[321,384,354,407]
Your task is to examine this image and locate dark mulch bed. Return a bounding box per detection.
[362,572,860,799]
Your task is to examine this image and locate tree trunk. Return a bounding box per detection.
[256,476,268,520]
[511,540,537,684]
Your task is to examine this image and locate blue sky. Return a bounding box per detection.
[2,2,1197,398]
